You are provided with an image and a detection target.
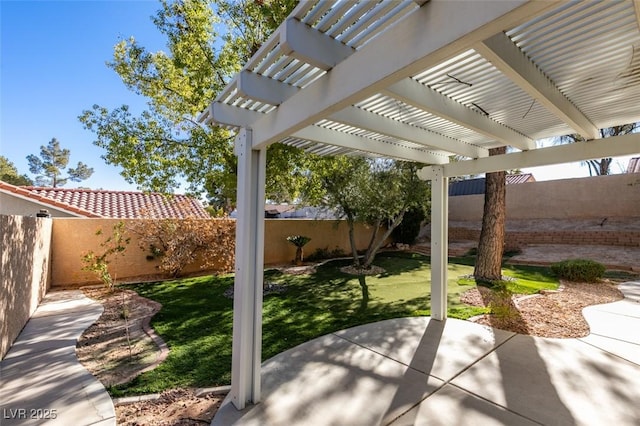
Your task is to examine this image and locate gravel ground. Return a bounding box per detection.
[462,280,624,337]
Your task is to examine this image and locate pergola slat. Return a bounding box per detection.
[476,32,599,140]
[249,0,556,150]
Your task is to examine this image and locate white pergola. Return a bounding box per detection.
[198,0,640,410]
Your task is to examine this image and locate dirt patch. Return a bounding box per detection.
[76,287,165,386]
[115,388,223,425]
[462,280,624,338]
[78,287,226,425]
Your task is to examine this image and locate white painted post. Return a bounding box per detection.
[430,166,448,321]
[230,128,266,409]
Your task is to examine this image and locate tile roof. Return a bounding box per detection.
[0,181,209,219]
[627,157,640,174]
[449,173,535,196]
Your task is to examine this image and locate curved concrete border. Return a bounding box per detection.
[0,290,116,426]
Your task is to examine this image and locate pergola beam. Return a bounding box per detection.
[250,0,561,149]
[329,106,489,159]
[207,103,264,127]
[383,78,535,151]
[420,132,640,178]
[237,71,299,105]
[476,32,599,140]
[280,17,355,71]
[292,125,449,164]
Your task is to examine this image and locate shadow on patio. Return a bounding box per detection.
[213,285,640,426]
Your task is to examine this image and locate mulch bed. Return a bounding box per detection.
[462,280,624,338]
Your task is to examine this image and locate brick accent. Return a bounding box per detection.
[449,228,640,248]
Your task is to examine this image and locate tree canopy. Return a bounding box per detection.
[559,123,638,176]
[79,0,307,208]
[305,156,430,269]
[0,156,33,186]
[26,138,94,187]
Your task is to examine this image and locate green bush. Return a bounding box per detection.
[306,247,346,262]
[392,208,426,244]
[550,259,605,282]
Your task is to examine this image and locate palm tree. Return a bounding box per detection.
[558,124,638,176]
[287,235,311,265]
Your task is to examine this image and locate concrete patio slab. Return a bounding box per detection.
[0,290,115,426]
[451,334,640,425]
[334,317,515,382]
[584,298,640,318]
[579,334,640,365]
[612,281,640,303]
[390,384,539,426]
[214,332,444,426]
[213,281,640,425]
[582,304,640,345]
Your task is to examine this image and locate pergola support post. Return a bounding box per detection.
[230,128,266,410]
[430,166,448,321]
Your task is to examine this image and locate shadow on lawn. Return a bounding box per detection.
[114,252,495,395]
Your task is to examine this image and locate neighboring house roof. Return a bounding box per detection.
[265,204,296,217]
[449,173,536,196]
[0,181,208,218]
[627,157,640,173]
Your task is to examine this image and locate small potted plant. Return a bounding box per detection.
[286,235,311,265]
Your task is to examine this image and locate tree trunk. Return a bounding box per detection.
[474,146,506,283]
[347,216,361,267]
[294,247,303,265]
[362,211,405,268]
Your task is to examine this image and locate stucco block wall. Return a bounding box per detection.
[449,173,640,221]
[1,215,52,360]
[51,218,380,287]
[264,219,377,264]
[51,218,231,287]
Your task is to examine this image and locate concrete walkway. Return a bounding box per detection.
[213,281,640,426]
[0,291,116,426]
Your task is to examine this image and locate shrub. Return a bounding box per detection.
[551,259,605,282]
[391,208,425,245]
[81,221,130,289]
[503,245,522,258]
[129,217,235,277]
[306,247,346,262]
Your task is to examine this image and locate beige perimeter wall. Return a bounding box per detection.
[449,173,640,221]
[1,215,52,360]
[51,218,379,287]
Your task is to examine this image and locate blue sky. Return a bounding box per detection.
[0,1,635,192]
[1,0,164,191]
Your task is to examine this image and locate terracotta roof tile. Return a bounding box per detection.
[0,181,208,218]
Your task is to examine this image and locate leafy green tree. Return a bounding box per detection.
[79,0,305,209]
[0,156,33,186]
[559,124,638,176]
[306,157,430,270]
[26,138,94,187]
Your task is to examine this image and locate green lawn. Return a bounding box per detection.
[111,252,558,396]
